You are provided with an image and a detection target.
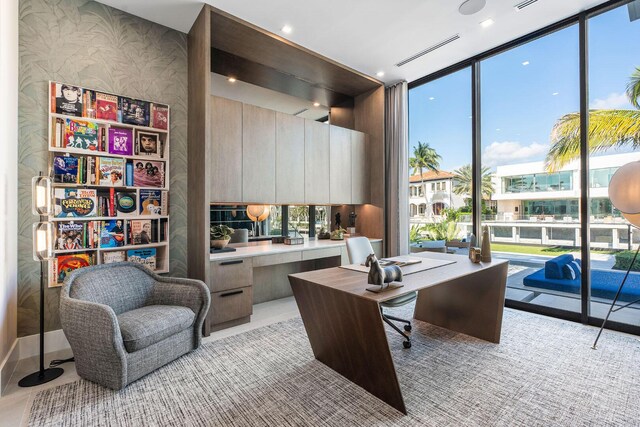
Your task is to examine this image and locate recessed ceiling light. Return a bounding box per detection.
[228,77,236,83]
[313,102,320,107]
[376,71,385,77]
[480,18,494,28]
[281,25,292,34]
[522,61,530,66]
[459,0,487,15]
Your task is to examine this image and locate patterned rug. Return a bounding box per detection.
[28,306,640,426]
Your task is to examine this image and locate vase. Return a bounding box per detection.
[210,239,229,250]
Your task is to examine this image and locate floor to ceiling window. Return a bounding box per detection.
[408,68,472,251]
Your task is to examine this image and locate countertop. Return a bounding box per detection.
[209,237,382,261]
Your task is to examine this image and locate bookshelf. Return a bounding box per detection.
[46,81,171,286]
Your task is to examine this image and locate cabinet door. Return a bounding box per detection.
[210,96,242,202]
[351,130,369,204]
[329,125,352,204]
[304,120,330,204]
[242,104,276,203]
[276,113,305,204]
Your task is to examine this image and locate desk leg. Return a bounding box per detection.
[413,262,508,343]
[289,276,407,415]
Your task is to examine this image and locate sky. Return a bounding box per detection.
[408,4,640,173]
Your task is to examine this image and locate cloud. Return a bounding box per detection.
[590,92,630,110]
[482,141,549,167]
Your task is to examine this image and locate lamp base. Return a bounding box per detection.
[18,367,64,387]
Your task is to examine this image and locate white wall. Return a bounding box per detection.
[0,0,19,392]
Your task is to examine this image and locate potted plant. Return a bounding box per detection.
[210,225,234,249]
[330,227,347,240]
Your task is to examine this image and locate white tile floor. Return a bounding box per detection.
[0,296,300,427]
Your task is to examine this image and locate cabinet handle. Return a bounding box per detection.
[220,260,243,266]
[220,290,243,297]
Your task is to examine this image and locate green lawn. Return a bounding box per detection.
[491,243,617,256]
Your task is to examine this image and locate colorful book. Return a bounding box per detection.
[54,188,97,218]
[51,82,83,117]
[120,97,150,126]
[116,191,137,217]
[125,162,134,186]
[139,189,168,215]
[49,253,92,287]
[127,248,156,271]
[108,127,133,156]
[98,157,125,186]
[100,219,125,248]
[103,250,126,264]
[130,220,152,244]
[55,221,86,250]
[151,104,169,130]
[95,92,118,121]
[64,118,99,150]
[133,160,164,188]
[53,155,79,183]
[135,131,161,157]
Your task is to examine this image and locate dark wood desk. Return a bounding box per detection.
[288,252,508,415]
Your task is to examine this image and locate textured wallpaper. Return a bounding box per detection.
[18,0,188,336]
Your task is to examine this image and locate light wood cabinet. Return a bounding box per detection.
[304,120,330,204]
[242,104,276,203]
[330,125,352,204]
[351,130,368,204]
[276,113,305,204]
[210,96,243,202]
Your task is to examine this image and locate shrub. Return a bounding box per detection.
[613,250,640,272]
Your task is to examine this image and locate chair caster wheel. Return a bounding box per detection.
[403,340,411,349]
[404,324,412,332]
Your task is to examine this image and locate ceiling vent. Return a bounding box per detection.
[514,0,539,11]
[395,34,460,67]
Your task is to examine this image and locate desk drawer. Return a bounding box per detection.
[302,247,342,261]
[253,251,302,267]
[210,258,253,292]
[211,286,253,325]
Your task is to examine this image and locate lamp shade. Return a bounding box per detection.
[31,175,52,216]
[622,212,640,228]
[32,221,54,261]
[608,161,640,214]
[246,205,269,222]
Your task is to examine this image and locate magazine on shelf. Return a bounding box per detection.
[135,131,161,158]
[98,157,125,186]
[139,189,168,215]
[51,82,83,117]
[130,220,152,244]
[120,97,150,126]
[53,155,78,183]
[95,92,118,121]
[116,191,137,217]
[55,221,87,250]
[64,118,99,150]
[100,219,125,248]
[150,104,169,130]
[102,250,126,264]
[133,160,164,188]
[48,253,92,287]
[54,188,97,218]
[108,127,134,156]
[127,248,156,271]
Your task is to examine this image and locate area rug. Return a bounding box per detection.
[28,307,640,426]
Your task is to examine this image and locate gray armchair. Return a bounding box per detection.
[60,262,210,390]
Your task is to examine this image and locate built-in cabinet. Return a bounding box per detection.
[210,96,368,206]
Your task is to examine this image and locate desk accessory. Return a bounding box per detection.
[210,247,236,254]
[365,253,404,293]
[481,225,492,262]
[284,237,304,245]
[210,225,234,249]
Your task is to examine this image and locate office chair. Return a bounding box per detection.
[346,237,416,348]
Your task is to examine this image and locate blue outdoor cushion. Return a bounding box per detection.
[570,260,581,276]
[545,254,575,279]
[563,264,576,280]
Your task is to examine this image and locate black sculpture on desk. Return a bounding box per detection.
[365,254,403,290]
[348,212,357,228]
[335,212,341,229]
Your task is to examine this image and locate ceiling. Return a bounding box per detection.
[96,0,610,84]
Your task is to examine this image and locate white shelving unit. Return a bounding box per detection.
[47,82,171,286]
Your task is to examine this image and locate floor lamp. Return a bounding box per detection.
[18,174,64,387]
[592,161,640,349]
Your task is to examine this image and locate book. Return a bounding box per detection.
[55,221,86,250]
[49,253,92,287]
[125,161,134,186]
[51,117,64,147]
[83,90,96,118]
[100,219,125,248]
[133,160,164,188]
[95,92,118,121]
[51,82,83,117]
[120,96,150,126]
[151,104,169,130]
[116,191,137,217]
[135,131,161,157]
[103,250,126,264]
[108,127,133,156]
[139,189,168,215]
[53,155,79,183]
[64,118,99,150]
[127,248,156,271]
[54,188,97,218]
[98,157,125,186]
[130,219,152,244]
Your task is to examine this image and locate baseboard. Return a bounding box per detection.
[0,338,19,395]
[18,329,70,361]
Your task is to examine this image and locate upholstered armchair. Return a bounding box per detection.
[60,262,210,390]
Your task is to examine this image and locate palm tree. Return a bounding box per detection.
[452,164,495,199]
[409,141,441,205]
[546,66,640,172]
